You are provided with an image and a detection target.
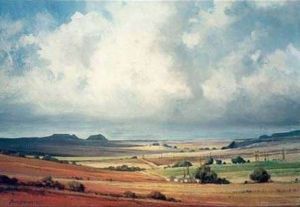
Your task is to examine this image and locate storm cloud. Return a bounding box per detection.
[0,1,300,138]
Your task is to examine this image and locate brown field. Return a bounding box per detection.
[1,151,300,207]
[0,154,162,182]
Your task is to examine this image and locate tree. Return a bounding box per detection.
[231,156,246,164]
[195,165,217,183]
[194,165,230,184]
[172,160,192,168]
[215,159,222,165]
[250,168,271,183]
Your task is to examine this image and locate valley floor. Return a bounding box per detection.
[0,152,300,207]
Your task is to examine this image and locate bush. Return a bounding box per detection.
[194,165,230,184]
[250,168,271,183]
[172,160,192,168]
[231,156,246,164]
[40,176,65,190]
[34,155,40,159]
[147,191,167,200]
[215,159,222,165]
[67,181,85,192]
[215,178,230,184]
[0,175,18,185]
[124,191,137,198]
[204,157,214,165]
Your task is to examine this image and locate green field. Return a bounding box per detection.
[153,161,300,183]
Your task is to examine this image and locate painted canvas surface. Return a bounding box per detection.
[0,1,300,206]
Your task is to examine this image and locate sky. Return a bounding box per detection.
[1,0,300,139]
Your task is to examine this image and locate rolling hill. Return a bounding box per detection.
[225,130,300,149]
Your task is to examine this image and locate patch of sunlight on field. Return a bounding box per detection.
[54,156,128,161]
[124,145,171,151]
[78,159,151,169]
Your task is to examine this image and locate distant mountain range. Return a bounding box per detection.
[0,133,113,156]
[0,133,109,144]
[225,130,300,149]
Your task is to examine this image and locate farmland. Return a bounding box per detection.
[0,137,300,206]
[153,160,300,183]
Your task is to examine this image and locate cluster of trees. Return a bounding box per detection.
[147,191,176,202]
[0,174,85,192]
[26,176,85,192]
[171,155,271,184]
[123,190,177,202]
[195,165,230,184]
[107,165,144,171]
[0,150,26,157]
[0,175,18,185]
[202,155,250,165]
[38,155,72,164]
[0,151,75,165]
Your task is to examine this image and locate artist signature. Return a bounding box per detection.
[9,200,47,207]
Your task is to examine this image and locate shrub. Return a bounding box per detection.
[0,175,18,185]
[215,159,222,165]
[41,176,64,190]
[215,178,230,184]
[147,191,167,200]
[204,157,214,165]
[34,155,40,159]
[250,168,271,183]
[194,165,230,184]
[124,191,137,198]
[172,160,192,168]
[67,181,85,192]
[231,156,246,164]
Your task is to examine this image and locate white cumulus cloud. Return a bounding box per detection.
[7,3,191,120]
